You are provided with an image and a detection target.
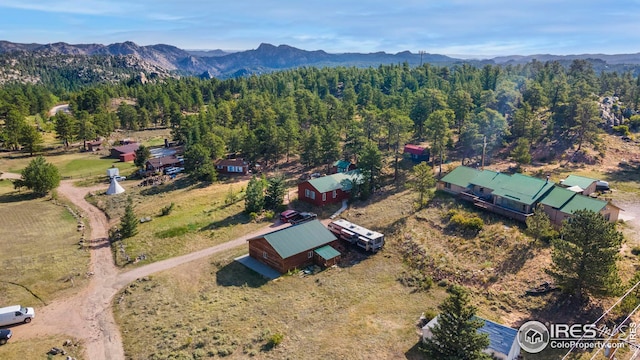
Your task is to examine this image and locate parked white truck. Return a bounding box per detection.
[0,305,35,326]
[328,219,384,252]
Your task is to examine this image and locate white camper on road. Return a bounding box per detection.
[0,305,35,326]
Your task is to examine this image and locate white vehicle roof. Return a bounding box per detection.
[330,219,383,240]
[0,305,22,313]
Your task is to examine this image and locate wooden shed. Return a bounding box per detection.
[110,143,140,162]
[248,220,340,273]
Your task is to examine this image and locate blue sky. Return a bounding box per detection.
[0,0,639,56]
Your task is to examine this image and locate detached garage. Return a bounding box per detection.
[248,220,341,273]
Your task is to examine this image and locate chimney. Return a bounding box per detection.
[546,175,549,183]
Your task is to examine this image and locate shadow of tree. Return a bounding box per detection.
[495,242,535,275]
[200,211,251,231]
[215,261,268,288]
[139,177,199,196]
[404,342,426,359]
[0,190,42,203]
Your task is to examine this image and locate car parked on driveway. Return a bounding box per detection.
[0,329,12,345]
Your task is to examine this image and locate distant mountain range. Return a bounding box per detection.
[2,40,640,81]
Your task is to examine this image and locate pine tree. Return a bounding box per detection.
[422,286,491,360]
[120,197,138,239]
[264,175,286,210]
[526,204,554,242]
[547,210,623,301]
[245,176,266,214]
[410,162,436,208]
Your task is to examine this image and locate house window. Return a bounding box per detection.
[263,251,268,259]
[217,165,223,169]
[305,189,316,200]
[308,251,313,258]
[445,182,451,189]
[322,193,326,201]
[333,190,337,198]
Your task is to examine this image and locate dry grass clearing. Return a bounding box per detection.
[112,178,640,359]
[0,335,84,360]
[89,178,267,266]
[114,245,446,360]
[0,182,90,306]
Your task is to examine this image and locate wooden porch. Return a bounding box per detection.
[458,192,531,223]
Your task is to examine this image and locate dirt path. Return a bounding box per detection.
[17,180,288,360]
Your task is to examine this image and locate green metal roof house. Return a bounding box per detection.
[560,174,598,195]
[247,220,341,273]
[298,170,362,206]
[437,166,620,225]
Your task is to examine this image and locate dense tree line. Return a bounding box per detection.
[2,60,640,171]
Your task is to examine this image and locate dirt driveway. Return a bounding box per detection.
[16,180,288,360]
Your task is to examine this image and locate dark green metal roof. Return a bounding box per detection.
[469,170,510,189]
[308,170,362,193]
[333,159,352,170]
[559,195,607,214]
[314,245,341,260]
[539,186,576,209]
[561,175,597,189]
[440,166,480,188]
[491,173,555,206]
[254,220,337,259]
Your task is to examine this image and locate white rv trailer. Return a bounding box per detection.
[328,219,384,252]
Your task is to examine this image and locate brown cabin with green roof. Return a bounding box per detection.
[247,220,341,273]
[298,170,362,207]
[539,186,620,226]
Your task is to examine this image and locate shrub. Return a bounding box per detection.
[632,246,640,256]
[450,213,484,232]
[263,210,275,221]
[613,125,631,136]
[160,202,175,216]
[267,333,284,349]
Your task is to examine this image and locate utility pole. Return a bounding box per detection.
[419,50,425,66]
[481,135,487,170]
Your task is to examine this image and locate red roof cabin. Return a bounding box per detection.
[404,144,429,162]
[111,143,140,162]
[248,220,341,273]
[215,158,249,175]
[298,170,361,207]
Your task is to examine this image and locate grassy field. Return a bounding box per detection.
[88,177,268,266]
[0,335,84,360]
[114,245,447,360]
[0,182,90,307]
[0,151,136,179]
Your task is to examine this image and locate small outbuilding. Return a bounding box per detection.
[559,175,598,195]
[247,220,340,273]
[330,159,356,174]
[110,143,140,162]
[404,144,429,162]
[215,158,249,175]
[87,139,103,152]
